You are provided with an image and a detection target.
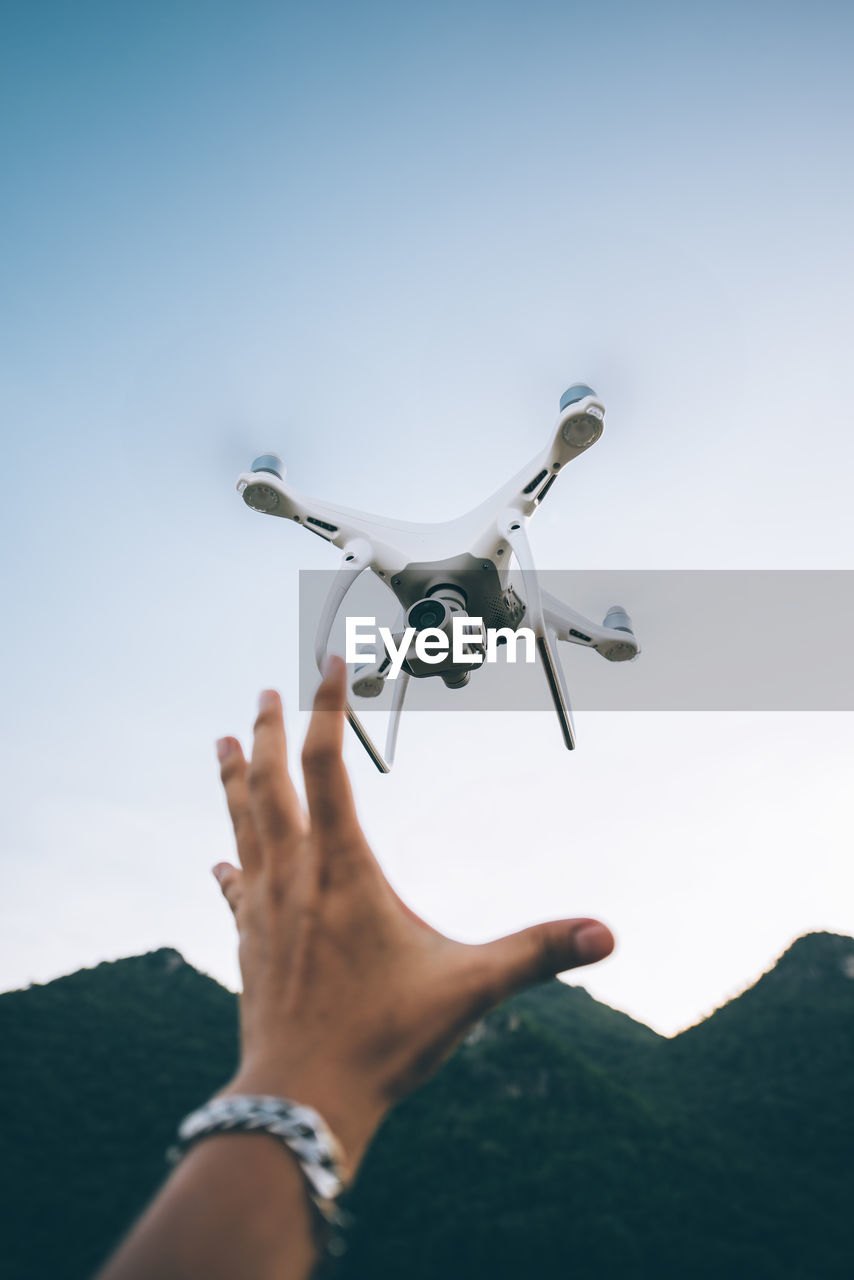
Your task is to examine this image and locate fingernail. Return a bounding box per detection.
[211,864,226,884]
[574,922,613,963]
[322,654,344,678]
[216,737,234,762]
[258,689,278,711]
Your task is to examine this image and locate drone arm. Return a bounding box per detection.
[499,513,575,750]
[467,392,607,539]
[542,598,603,646]
[239,468,410,566]
[542,589,640,661]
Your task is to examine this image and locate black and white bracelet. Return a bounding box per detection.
[167,1095,351,1259]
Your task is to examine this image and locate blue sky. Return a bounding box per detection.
[2,0,852,1032]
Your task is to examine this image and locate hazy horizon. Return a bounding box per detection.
[7,925,850,1043]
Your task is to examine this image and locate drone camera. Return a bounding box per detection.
[442,669,471,689]
[407,598,449,631]
[403,589,484,681]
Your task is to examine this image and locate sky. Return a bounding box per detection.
[2,0,852,1035]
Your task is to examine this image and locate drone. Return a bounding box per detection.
[237,383,639,772]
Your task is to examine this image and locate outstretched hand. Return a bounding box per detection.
[214,656,614,1171]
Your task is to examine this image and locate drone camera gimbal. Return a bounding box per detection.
[237,384,639,770]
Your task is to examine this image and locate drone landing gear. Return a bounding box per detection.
[500,513,576,750]
[314,543,411,773]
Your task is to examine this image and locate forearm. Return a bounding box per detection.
[96,1133,317,1280]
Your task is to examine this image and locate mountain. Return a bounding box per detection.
[1,933,852,1280]
[0,950,240,1280]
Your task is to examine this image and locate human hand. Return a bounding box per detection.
[214,657,614,1174]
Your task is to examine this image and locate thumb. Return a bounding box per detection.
[478,917,614,1004]
[212,862,243,916]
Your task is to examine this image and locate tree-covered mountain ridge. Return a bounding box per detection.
[1,931,852,1280]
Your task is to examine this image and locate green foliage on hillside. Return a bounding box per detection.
[1,934,853,1279]
[0,949,240,1279]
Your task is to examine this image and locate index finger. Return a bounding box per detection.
[301,657,362,844]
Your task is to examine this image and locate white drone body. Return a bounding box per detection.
[237,384,639,772]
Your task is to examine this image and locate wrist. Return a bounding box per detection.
[219,1065,387,1174]
[168,1093,349,1267]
